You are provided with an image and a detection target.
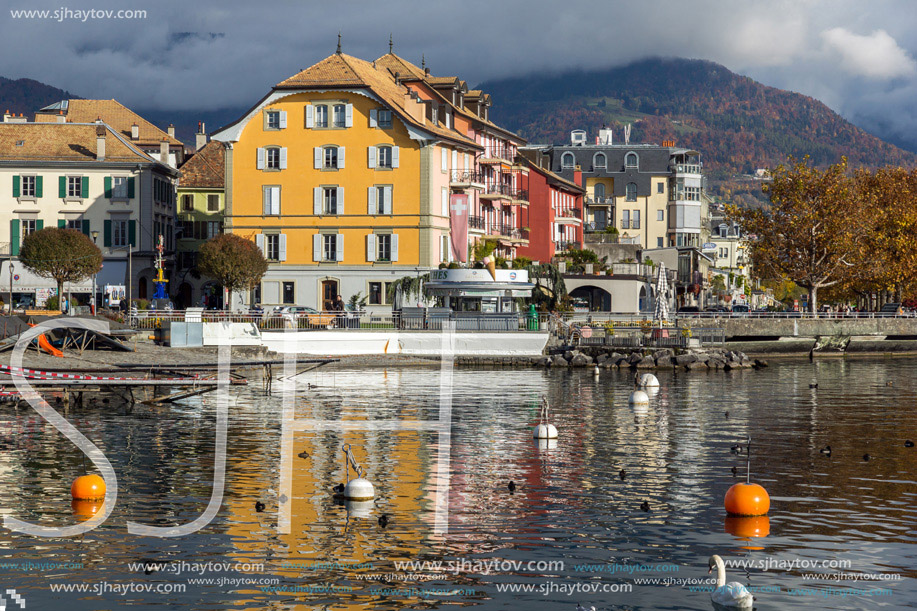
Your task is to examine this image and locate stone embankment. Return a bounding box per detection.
[536,348,768,371]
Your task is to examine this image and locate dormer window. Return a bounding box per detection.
[593,153,606,170]
[625,152,638,169]
[719,223,728,238]
[561,152,575,169]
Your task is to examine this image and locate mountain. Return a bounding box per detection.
[0,76,79,116]
[481,58,917,203]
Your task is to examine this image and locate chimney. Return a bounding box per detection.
[167,123,175,138]
[96,125,106,160]
[195,121,207,151]
[57,109,66,123]
[574,165,583,188]
[2,110,10,123]
[131,123,139,140]
[160,138,169,164]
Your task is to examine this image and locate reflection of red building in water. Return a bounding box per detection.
[514,155,584,263]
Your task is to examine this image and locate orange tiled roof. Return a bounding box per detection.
[34,99,182,147]
[178,140,224,188]
[0,122,155,163]
[274,53,479,148]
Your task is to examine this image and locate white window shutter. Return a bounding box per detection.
[392,146,399,168]
[338,146,345,168]
[271,187,281,215]
[255,233,264,252]
[366,233,376,262]
[369,109,378,128]
[313,187,322,215]
[345,104,353,127]
[442,148,447,171]
[279,147,288,170]
[384,186,393,214]
[313,234,322,261]
[314,147,322,169]
[336,187,344,214]
[441,189,448,216]
[391,234,399,262]
[262,188,270,215]
[279,111,287,128]
[279,234,287,261]
[368,146,376,169]
[256,147,265,170]
[367,186,377,214]
[335,234,344,261]
[305,105,314,128]
[452,150,457,172]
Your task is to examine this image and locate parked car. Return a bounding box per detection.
[731,304,750,314]
[278,305,337,327]
[704,305,728,313]
[677,306,701,314]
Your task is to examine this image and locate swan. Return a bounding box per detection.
[707,555,754,609]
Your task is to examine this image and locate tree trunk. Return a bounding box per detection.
[57,280,64,313]
[809,285,818,314]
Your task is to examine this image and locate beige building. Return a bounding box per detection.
[0,119,178,306]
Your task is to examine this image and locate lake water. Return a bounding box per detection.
[0,358,915,610]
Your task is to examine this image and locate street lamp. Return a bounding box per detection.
[91,230,99,314]
[8,260,13,314]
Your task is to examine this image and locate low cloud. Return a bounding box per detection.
[821,28,917,80]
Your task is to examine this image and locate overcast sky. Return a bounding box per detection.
[3,0,917,148]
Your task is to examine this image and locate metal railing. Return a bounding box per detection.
[573,325,725,348]
[484,183,512,197]
[585,195,613,205]
[558,208,582,219]
[450,170,484,184]
[468,215,486,230]
[508,188,528,201]
[481,146,515,162]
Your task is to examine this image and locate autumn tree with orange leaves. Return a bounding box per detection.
[728,158,863,313]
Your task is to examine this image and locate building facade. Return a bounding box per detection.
[514,158,583,262]
[536,129,708,250]
[175,139,226,309]
[213,50,483,311]
[0,119,178,306]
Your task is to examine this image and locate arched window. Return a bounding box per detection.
[593,183,605,201]
[625,152,638,168]
[593,152,606,170]
[561,152,575,169]
[626,182,637,202]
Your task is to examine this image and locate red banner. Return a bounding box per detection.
[449,194,469,262]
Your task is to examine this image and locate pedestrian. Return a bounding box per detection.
[332,294,346,327]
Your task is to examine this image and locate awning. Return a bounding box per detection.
[425,281,535,298]
[96,260,128,288]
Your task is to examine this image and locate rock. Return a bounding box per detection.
[608,356,626,368]
[685,360,708,370]
[754,358,769,368]
[653,349,674,359]
[551,355,569,367]
[707,357,725,369]
[563,350,576,361]
[655,355,674,368]
[570,353,593,367]
[695,353,710,363]
[626,352,644,365]
[596,353,608,365]
[539,356,552,367]
[636,355,656,369]
[675,354,697,366]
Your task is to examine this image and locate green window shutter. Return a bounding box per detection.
[35,176,42,198]
[59,176,66,198]
[81,176,89,197]
[104,177,112,199]
[12,175,19,198]
[82,220,90,236]
[10,220,19,256]
[58,219,66,228]
[36,219,43,231]
[127,177,135,199]
[104,220,112,247]
[129,220,137,246]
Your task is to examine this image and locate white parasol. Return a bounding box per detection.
[654,263,670,322]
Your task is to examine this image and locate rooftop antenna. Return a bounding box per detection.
[624,123,632,145]
[389,33,393,54]
[336,32,342,54]
[421,54,426,71]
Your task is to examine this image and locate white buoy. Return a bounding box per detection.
[533,396,559,439]
[338,444,375,501]
[629,390,650,405]
[343,478,375,501]
[536,438,558,451]
[637,373,659,387]
[593,364,600,376]
[533,423,558,439]
[345,499,374,518]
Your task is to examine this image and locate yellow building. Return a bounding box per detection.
[213,49,481,311]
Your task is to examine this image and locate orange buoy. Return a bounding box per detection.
[71,474,106,500]
[725,515,770,538]
[724,482,770,516]
[71,499,104,520]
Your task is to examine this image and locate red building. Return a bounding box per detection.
[515,158,584,262]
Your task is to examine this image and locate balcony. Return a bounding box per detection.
[479,146,515,164]
[554,240,577,252]
[507,187,528,203]
[480,183,512,201]
[450,170,484,187]
[554,208,582,225]
[670,163,702,175]
[585,195,613,206]
[468,215,486,231]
